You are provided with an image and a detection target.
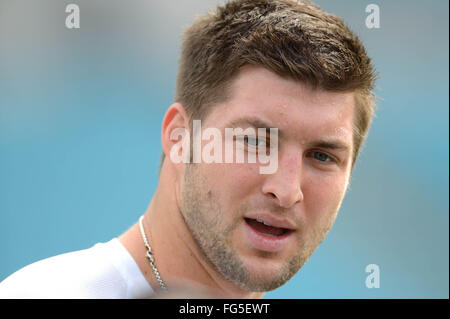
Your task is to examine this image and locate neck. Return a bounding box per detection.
[119,162,264,299]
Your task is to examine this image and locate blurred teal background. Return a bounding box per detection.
[0,0,448,298]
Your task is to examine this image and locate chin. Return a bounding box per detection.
[231,253,299,292]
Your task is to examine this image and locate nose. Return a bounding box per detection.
[261,152,303,209]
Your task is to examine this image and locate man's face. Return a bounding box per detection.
[180,66,355,292]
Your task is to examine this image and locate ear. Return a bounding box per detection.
[161,103,190,174]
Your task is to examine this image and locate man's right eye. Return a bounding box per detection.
[244,136,258,146]
[242,136,268,148]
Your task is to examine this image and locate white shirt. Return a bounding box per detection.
[0,238,154,299]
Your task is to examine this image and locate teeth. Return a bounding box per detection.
[256,219,271,227]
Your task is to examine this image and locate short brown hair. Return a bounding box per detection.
[171,0,376,167]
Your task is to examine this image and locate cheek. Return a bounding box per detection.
[201,162,261,204]
[302,171,348,223]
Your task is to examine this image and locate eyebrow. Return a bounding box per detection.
[227,117,283,138]
[309,139,351,153]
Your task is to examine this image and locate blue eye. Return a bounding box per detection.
[244,136,266,147]
[313,151,331,162]
[245,136,259,146]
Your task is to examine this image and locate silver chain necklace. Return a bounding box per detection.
[138,215,167,291]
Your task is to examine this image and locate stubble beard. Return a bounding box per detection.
[180,164,337,292]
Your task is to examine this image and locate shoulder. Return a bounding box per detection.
[0,239,129,298]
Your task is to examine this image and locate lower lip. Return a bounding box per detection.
[244,219,294,253]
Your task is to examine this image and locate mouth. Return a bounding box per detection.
[243,217,295,252]
[244,218,293,238]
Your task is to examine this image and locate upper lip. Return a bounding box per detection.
[244,213,297,230]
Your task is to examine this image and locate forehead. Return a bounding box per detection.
[205,66,355,146]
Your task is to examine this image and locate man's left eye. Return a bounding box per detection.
[313,151,333,162]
